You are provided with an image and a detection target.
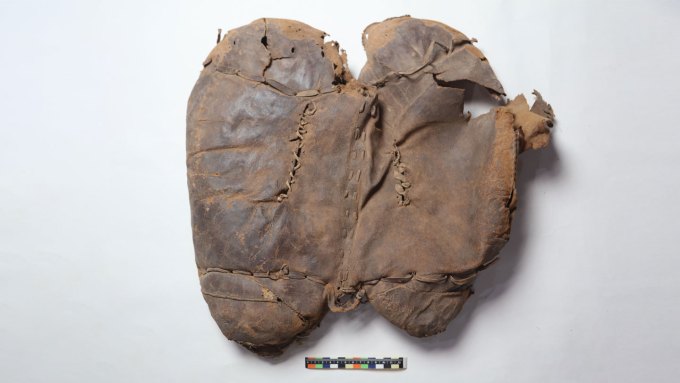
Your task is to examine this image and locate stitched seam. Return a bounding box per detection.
[390,142,412,206]
[201,265,327,285]
[277,102,316,202]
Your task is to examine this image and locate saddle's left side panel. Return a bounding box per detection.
[186,19,355,355]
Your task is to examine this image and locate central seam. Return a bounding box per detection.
[329,88,377,311]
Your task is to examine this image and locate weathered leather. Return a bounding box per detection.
[186,16,554,356]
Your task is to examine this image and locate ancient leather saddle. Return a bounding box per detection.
[186,16,554,356]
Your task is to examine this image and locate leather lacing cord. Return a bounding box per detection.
[390,142,412,206]
[277,102,317,202]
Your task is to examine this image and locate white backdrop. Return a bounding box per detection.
[1,0,679,382]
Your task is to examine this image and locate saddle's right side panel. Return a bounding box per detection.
[354,16,554,337]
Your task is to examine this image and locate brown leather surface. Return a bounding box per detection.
[186,16,554,356]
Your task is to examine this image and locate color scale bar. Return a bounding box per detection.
[305,357,406,370]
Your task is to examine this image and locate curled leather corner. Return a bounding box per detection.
[504,90,554,152]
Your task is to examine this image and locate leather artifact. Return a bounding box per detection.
[186,16,554,356]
